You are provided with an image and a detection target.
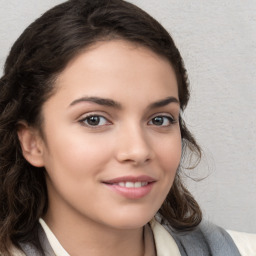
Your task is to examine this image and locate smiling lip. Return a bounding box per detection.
[102,175,156,199]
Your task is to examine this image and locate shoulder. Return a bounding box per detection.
[155,219,242,256]
[164,220,256,256]
[227,229,256,256]
[173,221,241,255]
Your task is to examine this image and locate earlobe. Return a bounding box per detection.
[17,122,45,167]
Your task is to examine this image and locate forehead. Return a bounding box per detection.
[49,40,178,107]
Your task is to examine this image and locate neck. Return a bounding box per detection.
[43,211,145,256]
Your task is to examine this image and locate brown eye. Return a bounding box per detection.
[80,115,110,127]
[152,116,164,126]
[149,115,175,126]
[87,116,101,126]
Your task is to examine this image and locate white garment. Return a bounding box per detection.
[227,230,256,256]
[34,219,256,256]
[149,219,181,256]
[39,218,181,256]
[39,219,69,256]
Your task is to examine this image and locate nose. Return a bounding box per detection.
[115,124,154,166]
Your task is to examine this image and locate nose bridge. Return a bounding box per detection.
[115,120,153,165]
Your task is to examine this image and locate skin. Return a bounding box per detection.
[19,40,182,256]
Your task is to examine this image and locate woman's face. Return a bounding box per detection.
[39,40,181,230]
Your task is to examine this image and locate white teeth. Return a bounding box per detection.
[119,182,125,187]
[117,182,148,188]
[126,182,134,188]
[135,182,141,188]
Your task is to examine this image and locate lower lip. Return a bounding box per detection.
[104,182,154,199]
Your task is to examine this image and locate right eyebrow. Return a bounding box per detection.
[147,96,180,110]
[69,96,122,109]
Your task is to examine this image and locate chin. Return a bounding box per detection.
[105,210,156,230]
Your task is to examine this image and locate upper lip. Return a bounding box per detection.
[103,175,156,184]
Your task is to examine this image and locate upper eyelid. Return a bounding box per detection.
[78,114,112,129]
[77,111,112,121]
[148,116,175,125]
[79,115,111,123]
[149,112,176,120]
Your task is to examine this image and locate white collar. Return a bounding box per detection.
[39,218,69,256]
[39,218,181,256]
[150,218,181,256]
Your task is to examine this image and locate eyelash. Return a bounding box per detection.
[148,115,176,127]
[79,114,177,128]
[79,114,111,128]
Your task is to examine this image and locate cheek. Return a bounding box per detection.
[155,132,182,196]
[156,133,182,172]
[42,129,115,181]
[42,133,113,207]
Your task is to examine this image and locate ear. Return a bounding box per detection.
[17,122,45,167]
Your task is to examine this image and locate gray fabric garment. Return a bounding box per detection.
[168,221,241,256]
[19,225,55,256]
[20,221,241,256]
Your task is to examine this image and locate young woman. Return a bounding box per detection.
[0,0,255,255]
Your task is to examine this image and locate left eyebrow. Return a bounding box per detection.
[147,96,180,110]
[69,96,122,109]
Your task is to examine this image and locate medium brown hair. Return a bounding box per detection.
[0,0,201,254]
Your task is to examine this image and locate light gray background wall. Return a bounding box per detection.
[0,0,255,233]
